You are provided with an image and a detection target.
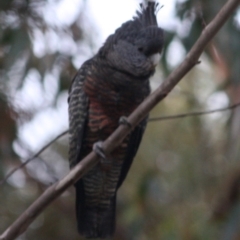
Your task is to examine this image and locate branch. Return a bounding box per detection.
[1,0,239,239]
[0,130,68,186]
[2,102,240,187]
[148,102,240,122]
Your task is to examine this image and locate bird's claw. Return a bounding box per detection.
[93,141,112,171]
[119,116,132,129]
[93,141,106,159]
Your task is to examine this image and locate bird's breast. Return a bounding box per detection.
[83,77,140,149]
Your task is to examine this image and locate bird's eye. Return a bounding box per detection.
[138,47,143,52]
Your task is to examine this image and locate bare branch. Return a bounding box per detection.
[0,130,68,186]
[2,101,240,187]
[1,0,239,239]
[1,102,240,187]
[148,102,240,122]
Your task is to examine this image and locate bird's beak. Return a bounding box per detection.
[150,53,161,67]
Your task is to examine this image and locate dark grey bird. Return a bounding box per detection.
[68,1,164,238]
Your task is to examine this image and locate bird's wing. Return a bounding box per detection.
[68,63,89,168]
[117,118,148,189]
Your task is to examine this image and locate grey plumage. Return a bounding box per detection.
[68,1,164,238]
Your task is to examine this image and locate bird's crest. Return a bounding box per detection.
[133,1,160,27]
[99,1,161,56]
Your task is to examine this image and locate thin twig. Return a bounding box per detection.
[1,0,239,239]
[148,102,240,122]
[1,102,239,186]
[1,102,240,186]
[0,130,68,185]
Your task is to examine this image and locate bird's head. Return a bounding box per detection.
[99,1,164,78]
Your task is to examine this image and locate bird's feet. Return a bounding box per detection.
[119,116,132,129]
[93,141,106,159]
[93,141,112,171]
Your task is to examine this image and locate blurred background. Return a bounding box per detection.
[0,0,240,239]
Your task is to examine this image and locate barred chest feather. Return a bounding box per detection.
[84,76,148,134]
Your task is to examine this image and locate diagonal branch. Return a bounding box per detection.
[1,0,239,239]
[2,102,240,187]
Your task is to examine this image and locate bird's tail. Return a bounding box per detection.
[75,182,116,239]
